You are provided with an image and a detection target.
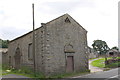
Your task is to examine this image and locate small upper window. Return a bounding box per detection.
[65,17,71,23]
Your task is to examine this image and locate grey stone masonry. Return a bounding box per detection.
[8,14,89,76]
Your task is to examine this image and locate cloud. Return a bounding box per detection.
[36,0,95,14]
[0,0,35,40]
[0,26,30,40]
[0,0,119,48]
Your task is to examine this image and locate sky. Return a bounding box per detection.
[0,0,119,48]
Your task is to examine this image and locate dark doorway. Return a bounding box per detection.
[66,56,74,73]
[14,47,21,69]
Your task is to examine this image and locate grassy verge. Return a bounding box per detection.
[2,64,11,75]
[105,62,120,68]
[116,57,120,59]
[91,57,120,68]
[0,69,1,74]
[49,70,90,78]
[2,69,90,78]
[2,64,90,78]
[91,58,105,68]
[106,57,120,68]
[2,70,90,78]
[2,64,45,78]
[0,69,1,77]
[7,70,45,78]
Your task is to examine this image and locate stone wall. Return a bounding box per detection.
[88,48,98,59]
[2,52,8,65]
[40,14,88,76]
[0,48,8,65]
[8,14,89,76]
[8,29,39,69]
[36,26,46,73]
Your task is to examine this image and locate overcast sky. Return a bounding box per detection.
[0,0,119,48]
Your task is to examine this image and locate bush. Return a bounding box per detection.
[105,62,120,68]
[107,59,120,63]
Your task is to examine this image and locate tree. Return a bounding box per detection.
[0,39,9,48]
[92,40,110,65]
[92,40,110,55]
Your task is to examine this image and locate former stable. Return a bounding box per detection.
[8,14,89,76]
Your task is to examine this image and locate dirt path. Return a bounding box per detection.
[89,58,104,73]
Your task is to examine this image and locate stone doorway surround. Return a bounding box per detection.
[14,47,21,69]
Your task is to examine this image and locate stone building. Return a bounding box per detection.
[88,47,98,59]
[0,48,8,64]
[8,14,89,76]
[106,49,119,57]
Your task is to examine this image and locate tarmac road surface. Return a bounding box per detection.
[73,68,119,80]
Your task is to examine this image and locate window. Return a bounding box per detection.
[28,43,33,60]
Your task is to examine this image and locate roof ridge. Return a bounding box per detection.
[10,14,69,42]
[45,13,68,25]
[10,13,87,43]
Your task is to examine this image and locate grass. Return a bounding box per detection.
[2,64,90,78]
[0,69,1,77]
[91,58,105,68]
[116,57,120,59]
[0,69,1,74]
[2,70,90,79]
[49,70,90,78]
[105,57,120,68]
[2,68,90,78]
[2,64,11,75]
[105,62,120,68]
[2,64,45,78]
[8,70,45,78]
[91,57,120,68]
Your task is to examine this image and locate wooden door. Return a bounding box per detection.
[66,56,74,73]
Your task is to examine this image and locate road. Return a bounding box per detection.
[1,68,119,80]
[73,68,119,80]
[2,74,28,78]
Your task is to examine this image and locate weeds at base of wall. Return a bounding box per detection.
[12,67,45,78]
[2,64,90,78]
[48,69,90,78]
[0,64,2,77]
[2,64,9,70]
[2,64,45,78]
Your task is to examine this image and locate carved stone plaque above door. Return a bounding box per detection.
[64,44,75,53]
